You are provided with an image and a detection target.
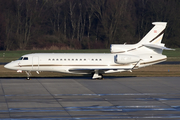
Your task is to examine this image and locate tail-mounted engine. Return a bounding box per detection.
[115,54,140,64]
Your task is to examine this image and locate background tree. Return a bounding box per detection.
[0,0,180,50]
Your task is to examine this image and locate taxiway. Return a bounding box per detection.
[0,77,180,119]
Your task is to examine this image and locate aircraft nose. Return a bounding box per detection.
[4,63,10,69]
[4,62,15,69]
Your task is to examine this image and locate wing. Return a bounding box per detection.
[68,68,133,74]
[69,60,142,74]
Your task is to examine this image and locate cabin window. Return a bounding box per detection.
[23,57,28,60]
[68,59,70,61]
[84,59,86,61]
[60,59,62,61]
[76,59,78,61]
[95,59,98,61]
[52,59,55,61]
[80,59,82,61]
[48,59,51,61]
[56,59,59,61]
[64,59,66,61]
[99,59,102,61]
[72,59,74,61]
[18,57,23,60]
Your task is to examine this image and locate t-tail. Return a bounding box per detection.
[111,22,173,54]
[111,22,174,68]
[138,22,167,45]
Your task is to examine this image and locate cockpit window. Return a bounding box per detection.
[18,57,23,60]
[18,57,28,60]
[23,57,28,60]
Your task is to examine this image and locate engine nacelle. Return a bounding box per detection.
[110,44,137,53]
[111,44,125,53]
[115,54,140,64]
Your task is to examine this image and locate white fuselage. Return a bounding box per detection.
[4,53,166,74]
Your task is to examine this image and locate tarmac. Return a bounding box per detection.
[0,77,180,119]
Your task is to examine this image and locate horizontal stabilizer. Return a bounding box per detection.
[143,44,175,50]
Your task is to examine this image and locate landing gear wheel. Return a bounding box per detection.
[99,74,104,80]
[92,70,104,79]
[26,77,31,80]
[92,73,104,79]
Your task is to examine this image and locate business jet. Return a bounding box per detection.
[4,22,173,80]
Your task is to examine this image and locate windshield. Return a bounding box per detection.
[18,57,23,60]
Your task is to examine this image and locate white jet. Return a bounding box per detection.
[4,22,173,80]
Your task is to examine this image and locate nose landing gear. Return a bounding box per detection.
[25,71,31,80]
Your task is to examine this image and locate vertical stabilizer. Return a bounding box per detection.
[138,22,167,45]
[110,22,171,54]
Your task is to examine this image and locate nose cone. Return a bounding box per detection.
[4,61,16,70]
[4,63,10,69]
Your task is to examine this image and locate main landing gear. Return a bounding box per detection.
[92,70,103,79]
